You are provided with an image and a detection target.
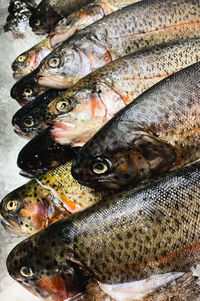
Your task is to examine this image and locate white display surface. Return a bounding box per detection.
[0,2,42,299]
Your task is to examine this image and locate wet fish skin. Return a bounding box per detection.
[0,161,106,236]
[35,0,200,90]
[72,62,200,190]
[7,163,200,295]
[12,0,141,78]
[17,127,78,177]
[50,0,142,48]
[12,37,53,80]
[10,69,49,106]
[12,89,65,139]
[4,0,37,37]
[29,0,93,34]
[46,38,200,147]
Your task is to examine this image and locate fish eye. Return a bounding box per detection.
[20,266,34,277]
[35,19,41,26]
[56,98,72,113]
[6,200,18,212]
[23,117,35,127]
[23,88,33,97]
[92,158,111,175]
[17,55,26,63]
[48,57,61,68]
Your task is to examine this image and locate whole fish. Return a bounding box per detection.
[12,37,53,80]
[4,0,38,38]
[11,69,49,106]
[12,89,64,139]
[0,161,106,236]
[12,0,141,79]
[72,62,200,190]
[17,127,78,177]
[29,0,93,34]
[34,0,200,90]
[6,163,200,300]
[45,38,200,147]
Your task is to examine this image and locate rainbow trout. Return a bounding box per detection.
[72,62,200,190]
[17,128,77,177]
[10,69,49,106]
[12,37,53,80]
[12,89,65,139]
[44,38,200,147]
[29,0,93,34]
[35,0,200,90]
[0,161,106,236]
[12,0,141,79]
[6,163,200,299]
[11,0,200,104]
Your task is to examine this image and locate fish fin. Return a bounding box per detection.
[132,134,177,176]
[99,272,184,301]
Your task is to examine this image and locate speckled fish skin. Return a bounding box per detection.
[34,0,200,91]
[6,163,200,297]
[72,62,200,190]
[46,38,200,147]
[12,0,142,78]
[4,0,37,37]
[17,127,78,177]
[0,161,106,236]
[10,70,49,106]
[49,0,142,48]
[12,89,65,139]
[29,0,93,34]
[12,37,53,80]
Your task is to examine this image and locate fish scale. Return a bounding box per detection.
[6,163,200,299]
[72,62,200,190]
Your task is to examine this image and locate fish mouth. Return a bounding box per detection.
[13,71,25,80]
[1,218,22,236]
[13,126,32,138]
[19,169,35,178]
[37,72,72,89]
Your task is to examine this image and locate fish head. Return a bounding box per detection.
[12,89,62,139]
[0,181,58,236]
[37,43,85,89]
[4,8,31,38]
[7,228,88,300]
[10,70,49,106]
[29,3,61,34]
[72,126,176,190]
[12,38,52,80]
[17,128,77,177]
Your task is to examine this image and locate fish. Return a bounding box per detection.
[34,0,200,90]
[12,89,65,139]
[49,0,142,47]
[4,0,38,38]
[45,38,200,147]
[29,0,94,34]
[0,161,106,236]
[12,0,142,78]
[6,163,200,300]
[72,62,200,190]
[17,127,78,177]
[79,273,200,301]
[10,69,49,106]
[12,37,53,80]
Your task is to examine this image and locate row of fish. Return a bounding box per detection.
[1,0,200,300]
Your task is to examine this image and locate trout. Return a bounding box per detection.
[6,163,200,299]
[17,128,77,177]
[72,62,200,190]
[0,161,106,236]
[45,38,200,147]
